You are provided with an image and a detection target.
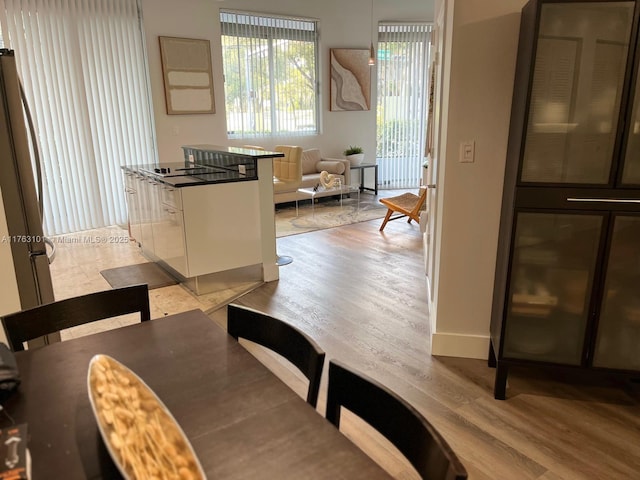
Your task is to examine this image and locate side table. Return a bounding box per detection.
[350,163,378,195]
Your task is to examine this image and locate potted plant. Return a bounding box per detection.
[344,145,364,166]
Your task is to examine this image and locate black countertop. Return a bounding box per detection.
[124,145,284,188]
[122,165,255,187]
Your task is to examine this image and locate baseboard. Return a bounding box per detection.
[431,332,489,360]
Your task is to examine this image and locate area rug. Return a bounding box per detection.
[275,194,388,237]
[100,262,178,290]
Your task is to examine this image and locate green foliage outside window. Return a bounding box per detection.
[376,119,422,158]
[220,12,319,137]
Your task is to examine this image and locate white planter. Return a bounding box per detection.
[346,153,364,166]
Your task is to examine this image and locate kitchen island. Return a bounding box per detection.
[123,145,283,294]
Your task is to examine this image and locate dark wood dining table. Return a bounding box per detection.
[2,309,393,479]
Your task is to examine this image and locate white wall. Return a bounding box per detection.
[140,0,433,163]
[430,0,527,358]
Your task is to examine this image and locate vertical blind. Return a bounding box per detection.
[376,23,431,189]
[0,0,156,235]
[220,10,319,137]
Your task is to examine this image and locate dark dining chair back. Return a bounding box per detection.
[326,360,468,480]
[1,284,151,351]
[227,304,325,408]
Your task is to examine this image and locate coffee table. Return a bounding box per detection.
[296,185,360,217]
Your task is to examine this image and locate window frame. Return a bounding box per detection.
[220,10,320,138]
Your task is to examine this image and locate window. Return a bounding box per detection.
[0,0,156,235]
[376,23,432,189]
[220,10,319,138]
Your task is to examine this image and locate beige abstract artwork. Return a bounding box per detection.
[159,36,215,115]
[330,49,371,111]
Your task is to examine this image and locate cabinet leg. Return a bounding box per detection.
[494,363,508,400]
[488,341,497,368]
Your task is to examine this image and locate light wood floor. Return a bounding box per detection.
[212,217,640,480]
[49,209,640,479]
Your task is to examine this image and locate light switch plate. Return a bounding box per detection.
[459,141,475,163]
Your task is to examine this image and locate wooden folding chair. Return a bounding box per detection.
[379,186,427,231]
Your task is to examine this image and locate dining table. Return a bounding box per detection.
[1,308,393,479]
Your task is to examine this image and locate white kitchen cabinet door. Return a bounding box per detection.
[139,176,159,259]
[124,172,142,244]
[153,184,187,275]
[162,206,187,275]
[182,181,261,277]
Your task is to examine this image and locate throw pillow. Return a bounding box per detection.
[316,160,345,175]
[301,149,321,175]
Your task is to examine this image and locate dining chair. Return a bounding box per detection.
[227,303,325,408]
[326,360,468,480]
[1,284,151,351]
[379,186,427,231]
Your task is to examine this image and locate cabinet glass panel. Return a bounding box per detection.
[504,212,602,364]
[593,216,640,370]
[520,2,634,184]
[622,74,640,183]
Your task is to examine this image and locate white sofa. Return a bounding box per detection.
[274,148,351,204]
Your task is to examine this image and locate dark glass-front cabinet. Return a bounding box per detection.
[490,0,640,399]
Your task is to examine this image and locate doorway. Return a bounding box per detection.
[376,23,432,189]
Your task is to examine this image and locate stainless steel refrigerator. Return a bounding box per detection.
[0,49,55,315]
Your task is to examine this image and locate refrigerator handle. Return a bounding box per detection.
[20,77,55,264]
[20,81,44,219]
[44,236,56,264]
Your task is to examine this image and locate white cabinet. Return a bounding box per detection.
[126,172,161,260]
[123,172,141,243]
[138,175,157,259]
[181,180,261,277]
[124,171,262,280]
[152,184,186,275]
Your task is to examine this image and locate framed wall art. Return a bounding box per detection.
[329,48,371,111]
[159,36,215,115]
